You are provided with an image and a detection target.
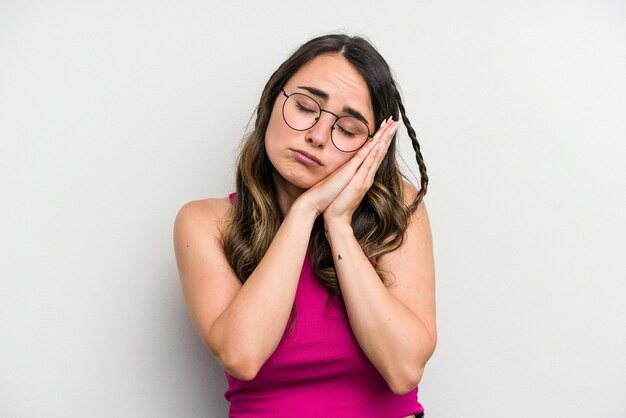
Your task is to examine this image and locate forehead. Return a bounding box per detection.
[286,54,374,123]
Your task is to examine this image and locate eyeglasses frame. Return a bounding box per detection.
[280,88,374,153]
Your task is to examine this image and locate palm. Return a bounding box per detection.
[324,119,398,223]
[297,118,397,221]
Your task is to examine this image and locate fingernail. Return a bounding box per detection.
[390,124,399,135]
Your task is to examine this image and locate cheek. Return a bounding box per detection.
[263,100,357,182]
[265,116,285,146]
[335,150,354,164]
[323,152,357,177]
[265,104,292,150]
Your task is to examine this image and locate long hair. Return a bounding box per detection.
[220,34,428,325]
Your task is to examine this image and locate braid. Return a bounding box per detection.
[394,88,429,213]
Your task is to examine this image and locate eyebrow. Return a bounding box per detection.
[296,85,371,127]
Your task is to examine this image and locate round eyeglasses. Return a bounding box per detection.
[281,88,373,153]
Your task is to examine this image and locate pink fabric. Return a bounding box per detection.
[223,192,424,417]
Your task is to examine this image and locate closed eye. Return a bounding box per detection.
[296,103,317,113]
[336,125,357,137]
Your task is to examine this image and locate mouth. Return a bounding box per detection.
[291,149,323,166]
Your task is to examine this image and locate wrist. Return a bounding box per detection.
[289,198,319,222]
[323,216,353,234]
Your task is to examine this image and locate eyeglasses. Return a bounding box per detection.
[281,88,373,153]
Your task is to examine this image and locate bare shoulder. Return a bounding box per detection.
[401,180,427,216]
[401,179,418,198]
[379,180,432,265]
[175,196,233,233]
[398,180,432,248]
[173,196,235,250]
[173,195,238,293]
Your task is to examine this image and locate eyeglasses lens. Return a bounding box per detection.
[283,93,369,152]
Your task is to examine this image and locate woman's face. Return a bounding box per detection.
[265,53,375,192]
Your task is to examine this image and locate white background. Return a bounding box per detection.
[1,1,625,417]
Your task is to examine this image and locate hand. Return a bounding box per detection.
[295,116,399,219]
[323,117,399,225]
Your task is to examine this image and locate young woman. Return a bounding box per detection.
[174,34,436,417]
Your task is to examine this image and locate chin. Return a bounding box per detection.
[272,166,318,191]
[282,175,316,191]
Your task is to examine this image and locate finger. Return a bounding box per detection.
[355,118,397,178]
[353,117,393,162]
[355,128,384,159]
[324,119,396,205]
[350,122,394,186]
[338,132,382,177]
[337,116,396,178]
[373,116,394,138]
[364,121,399,184]
[321,134,381,188]
[377,121,398,160]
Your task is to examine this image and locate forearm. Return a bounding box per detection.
[210,202,317,379]
[325,221,435,393]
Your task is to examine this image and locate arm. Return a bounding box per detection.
[174,198,317,381]
[324,183,437,395]
[174,129,389,381]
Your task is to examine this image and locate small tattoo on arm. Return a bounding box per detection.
[338,254,342,261]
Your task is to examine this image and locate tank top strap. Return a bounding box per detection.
[228,192,236,207]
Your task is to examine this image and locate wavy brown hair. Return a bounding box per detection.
[221,34,428,318]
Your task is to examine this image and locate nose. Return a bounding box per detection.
[305,111,335,148]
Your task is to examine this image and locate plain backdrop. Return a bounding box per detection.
[1,1,625,417]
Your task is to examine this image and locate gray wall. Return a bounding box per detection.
[1,1,625,417]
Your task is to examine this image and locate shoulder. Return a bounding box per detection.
[400,180,428,218]
[175,196,233,227]
[400,180,418,203]
[380,180,432,265]
[174,196,234,245]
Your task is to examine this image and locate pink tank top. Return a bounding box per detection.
[224,192,424,417]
